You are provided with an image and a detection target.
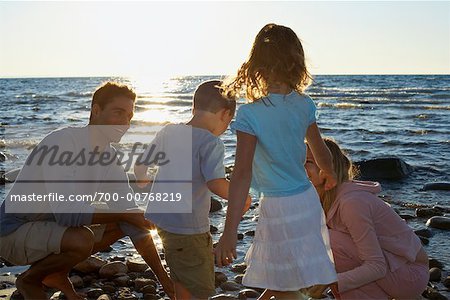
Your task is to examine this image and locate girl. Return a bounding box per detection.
[214,23,338,299]
[305,138,429,299]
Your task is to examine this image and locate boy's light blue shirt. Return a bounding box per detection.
[231,92,317,197]
[144,124,225,235]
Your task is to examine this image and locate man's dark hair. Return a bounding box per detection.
[89,82,136,121]
[193,80,236,116]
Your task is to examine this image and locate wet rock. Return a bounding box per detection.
[117,290,137,300]
[101,285,116,294]
[234,274,244,284]
[143,294,158,300]
[238,289,261,299]
[69,275,84,288]
[114,275,131,287]
[354,157,413,180]
[211,294,237,300]
[10,290,24,300]
[414,228,433,238]
[418,236,429,245]
[426,216,450,230]
[142,269,157,280]
[231,263,247,273]
[82,275,95,285]
[422,182,450,191]
[244,231,255,237]
[87,288,104,299]
[141,285,157,295]
[429,267,442,282]
[99,262,128,279]
[237,233,244,240]
[135,278,157,291]
[74,256,107,274]
[399,213,415,220]
[97,295,111,300]
[225,166,234,174]
[443,276,450,288]
[427,291,447,300]
[220,281,241,291]
[110,256,126,262]
[429,258,444,269]
[215,272,228,287]
[210,197,223,213]
[100,246,113,253]
[126,259,148,273]
[416,208,443,218]
[0,152,6,162]
[210,225,219,234]
[2,168,20,183]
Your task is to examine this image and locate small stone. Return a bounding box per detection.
[429,258,444,269]
[399,214,415,220]
[82,275,95,285]
[69,275,84,288]
[215,272,228,287]
[429,267,442,282]
[234,274,244,284]
[210,225,219,234]
[244,231,255,237]
[419,236,429,245]
[237,233,244,240]
[142,269,157,280]
[231,263,247,273]
[220,281,241,291]
[238,289,261,299]
[110,256,126,262]
[135,278,157,291]
[426,216,450,230]
[126,259,148,273]
[87,288,104,299]
[114,275,130,287]
[210,197,223,213]
[99,262,128,279]
[0,152,6,162]
[443,276,450,288]
[143,294,158,300]
[427,291,447,300]
[101,285,116,294]
[97,295,111,300]
[74,256,107,274]
[211,294,237,300]
[414,228,433,238]
[416,208,443,218]
[141,284,157,295]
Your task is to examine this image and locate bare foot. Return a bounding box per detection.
[16,272,47,300]
[42,274,85,300]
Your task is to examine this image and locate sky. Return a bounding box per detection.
[0,1,449,78]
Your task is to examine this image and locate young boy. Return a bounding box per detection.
[134,80,251,299]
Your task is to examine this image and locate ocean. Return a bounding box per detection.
[0,75,449,288]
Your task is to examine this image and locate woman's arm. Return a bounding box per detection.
[214,131,256,267]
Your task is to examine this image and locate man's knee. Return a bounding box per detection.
[61,226,95,257]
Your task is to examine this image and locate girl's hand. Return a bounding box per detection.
[214,231,238,267]
[319,170,337,191]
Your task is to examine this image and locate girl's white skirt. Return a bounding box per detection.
[242,185,338,291]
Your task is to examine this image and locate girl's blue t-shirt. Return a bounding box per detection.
[230,92,317,197]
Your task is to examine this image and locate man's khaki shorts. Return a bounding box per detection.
[0,222,106,266]
[0,221,68,265]
[157,228,215,298]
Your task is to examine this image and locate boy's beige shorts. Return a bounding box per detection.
[157,228,215,298]
[0,222,106,266]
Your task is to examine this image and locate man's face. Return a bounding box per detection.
[91,96,135,142]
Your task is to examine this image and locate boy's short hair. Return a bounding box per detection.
[90,82,136,121]
[193,80,236,115]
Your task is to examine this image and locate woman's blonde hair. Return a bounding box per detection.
[320,138,357,214]
[222,23,312,102]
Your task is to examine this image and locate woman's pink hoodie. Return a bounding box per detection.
[327,180,423,292]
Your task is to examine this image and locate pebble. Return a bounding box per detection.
[220,281,241,291]
[113,275,130,287]
[141,284,157,295]
[237,233,244,240]
[215,272,228,287]
[135,278,157,291]
[231,263,247,273]
[238,289,261,299]
[414,228,433,238]
[74,256,107,274]
[69,275,84,288]
[99,262,128,279]
[429,267,442,282]
[244,231,255,237]
[426,216,450,230]
[416,208,443,218]
[210,197,223,213]
[443,276,450,288]
[429,258,444,269]
[126,259,148,273]
[87,288,104,299]
[210,225,219,234]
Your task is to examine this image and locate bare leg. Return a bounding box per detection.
[16,227,94,300]
[42,272,85,300]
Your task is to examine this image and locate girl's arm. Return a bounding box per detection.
[214,131,256,267]
[306,122,337,190]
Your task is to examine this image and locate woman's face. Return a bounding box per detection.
[305,147,324,188]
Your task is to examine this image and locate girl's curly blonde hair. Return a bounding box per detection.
[222,23,312,102]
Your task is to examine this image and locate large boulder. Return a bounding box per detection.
[354,157,413,180]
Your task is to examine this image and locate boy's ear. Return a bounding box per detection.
[220,108,232,120]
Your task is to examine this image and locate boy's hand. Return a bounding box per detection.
[214,231,237,267]
[243,195,252,214]
[319,170,337,191]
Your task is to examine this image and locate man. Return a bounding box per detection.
[0,82,174,300]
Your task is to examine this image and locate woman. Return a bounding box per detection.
[305,138,429,299]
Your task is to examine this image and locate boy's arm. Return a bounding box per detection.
[207,178,252,214]
[306,122,337,190]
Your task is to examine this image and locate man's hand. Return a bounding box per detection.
[214,231,238,267]
[123,209,155,230]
